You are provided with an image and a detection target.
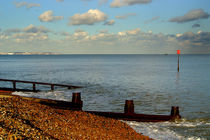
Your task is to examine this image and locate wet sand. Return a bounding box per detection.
[0,93,152,139]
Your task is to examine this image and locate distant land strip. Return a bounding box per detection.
[0,52,61,55]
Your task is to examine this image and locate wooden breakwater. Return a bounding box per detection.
[72,94,181,122]
[0,79,181,122]
[0,78,81,92]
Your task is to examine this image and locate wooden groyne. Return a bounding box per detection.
[0,78,81,92]
[0,91,83,111]
[70,93,181,122]
[0,79,181,122]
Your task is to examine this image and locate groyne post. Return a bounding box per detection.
[177,54,180,72]
[33,83,36,91]
[72,92,83,110]
[124,100,134,114]
[51,84,54,90]
[171,106,181,119]
[13,82,16,90]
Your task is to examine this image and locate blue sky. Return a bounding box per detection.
[0,0,210,54]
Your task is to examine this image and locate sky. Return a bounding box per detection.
[0,0,210,54]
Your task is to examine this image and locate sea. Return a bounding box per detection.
[0,54,209,140]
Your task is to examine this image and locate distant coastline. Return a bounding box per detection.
[0,52,61,55]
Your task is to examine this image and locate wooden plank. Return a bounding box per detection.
[0,78,81,88]
[85,111,173,122]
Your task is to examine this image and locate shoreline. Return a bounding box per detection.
[0,92,152,139]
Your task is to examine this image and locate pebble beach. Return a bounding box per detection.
[0,92,152,139]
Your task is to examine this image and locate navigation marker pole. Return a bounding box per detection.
[177,50,181,72]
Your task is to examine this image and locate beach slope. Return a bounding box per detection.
[0,93,152,139]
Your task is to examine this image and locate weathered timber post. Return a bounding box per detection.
[177,50,181,72]
[33,83,36,91]
[171,106,181,119]
[72,92,83,110]
[13,82,16,90]
[51,84,54,90]
[177,54,180,72]
[124,100,134,114]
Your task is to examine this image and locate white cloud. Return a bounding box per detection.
[148,30,152,34]
[176,34,182,38]
[73,29,89,37]
[197,30,202,34]
[64,29,90,42]
[118,28,141,36]
[90,32,116,44]
[14,1,40,9]
[111,0,152,8]
[104,20,115,25]
[0,35,9,40]
[39,10,63,22]
[69,9,108,25]
[169,9,210,23]
[127,28,141,35]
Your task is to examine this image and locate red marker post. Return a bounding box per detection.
[177,50,181,72]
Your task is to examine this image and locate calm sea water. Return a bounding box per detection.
[0,54,209,139]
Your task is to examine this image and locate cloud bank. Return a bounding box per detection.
[1,26,210,54]
[169,9,210,23]
[176,31,210,47]
[0,25,50,43]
